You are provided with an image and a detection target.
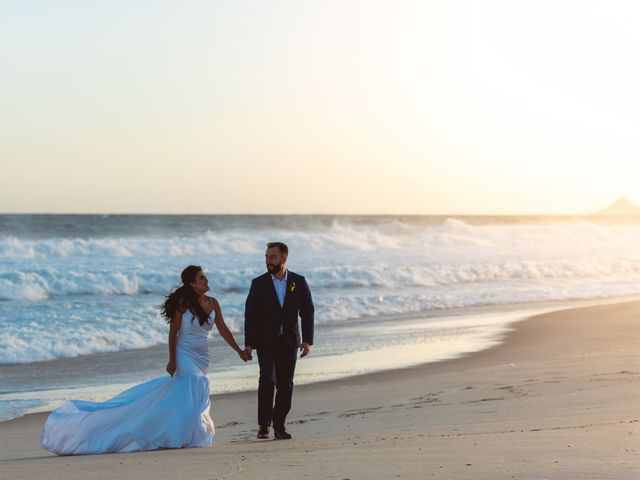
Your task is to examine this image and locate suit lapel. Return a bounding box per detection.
[266,271,294,311]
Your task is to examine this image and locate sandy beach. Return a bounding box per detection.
[1,300,638,480]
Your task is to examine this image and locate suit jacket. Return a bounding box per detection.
[244,270,314,350]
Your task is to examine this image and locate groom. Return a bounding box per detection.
[244,242,314,440]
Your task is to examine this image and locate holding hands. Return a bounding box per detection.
[239,347,252,362]
[240,344,310,361]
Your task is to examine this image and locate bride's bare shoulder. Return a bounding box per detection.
[206,296,221,311]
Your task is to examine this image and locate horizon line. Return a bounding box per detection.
[0,211,627,217]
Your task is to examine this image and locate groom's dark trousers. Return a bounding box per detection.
[244,271,314,430]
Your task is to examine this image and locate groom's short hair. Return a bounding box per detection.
[267,242,288,256]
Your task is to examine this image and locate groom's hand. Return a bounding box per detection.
[245,346,253,361]
[300,342,311,358]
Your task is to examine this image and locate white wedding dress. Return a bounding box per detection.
[41,310,215,455]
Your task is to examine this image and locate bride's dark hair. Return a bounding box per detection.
[160,265,209,326]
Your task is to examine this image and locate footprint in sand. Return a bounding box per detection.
[496,385,529,397]
[289,418,322,424]
[219,421,243,429]
[462,397,504,404]
[340,406,383,418]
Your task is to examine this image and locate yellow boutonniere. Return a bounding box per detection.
[289,281,296,293]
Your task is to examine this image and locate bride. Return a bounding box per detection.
[41,265,250,455]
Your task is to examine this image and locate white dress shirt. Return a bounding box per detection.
[271,270,288,308]
[271,270,288,335]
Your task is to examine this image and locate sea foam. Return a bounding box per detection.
[1,217,639,364]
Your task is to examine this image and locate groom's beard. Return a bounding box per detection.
[267,263,283,275]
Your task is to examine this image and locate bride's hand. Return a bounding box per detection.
[238,348,250,362]
[166,359,176,376]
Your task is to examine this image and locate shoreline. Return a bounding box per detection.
[1,298,638,478]
[4,293,640,425]
[2,295,636,416]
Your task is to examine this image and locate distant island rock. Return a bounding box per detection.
[594,197,640,216]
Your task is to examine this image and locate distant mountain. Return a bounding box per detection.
[594,197,640,216]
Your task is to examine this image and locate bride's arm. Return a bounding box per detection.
[166,310,182,376]
[211,297,249,362]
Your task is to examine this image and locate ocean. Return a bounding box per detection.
[1,214,639,422]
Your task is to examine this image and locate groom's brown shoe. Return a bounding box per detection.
[274,428,292,440]
[257,425,270,439]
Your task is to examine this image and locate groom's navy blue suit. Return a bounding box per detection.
[244,270,314,430]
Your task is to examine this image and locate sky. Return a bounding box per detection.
[1,0,639,215]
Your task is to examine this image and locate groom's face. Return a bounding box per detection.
[266,247,286,274]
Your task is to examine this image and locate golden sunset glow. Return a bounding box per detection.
[1,1,639,214]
